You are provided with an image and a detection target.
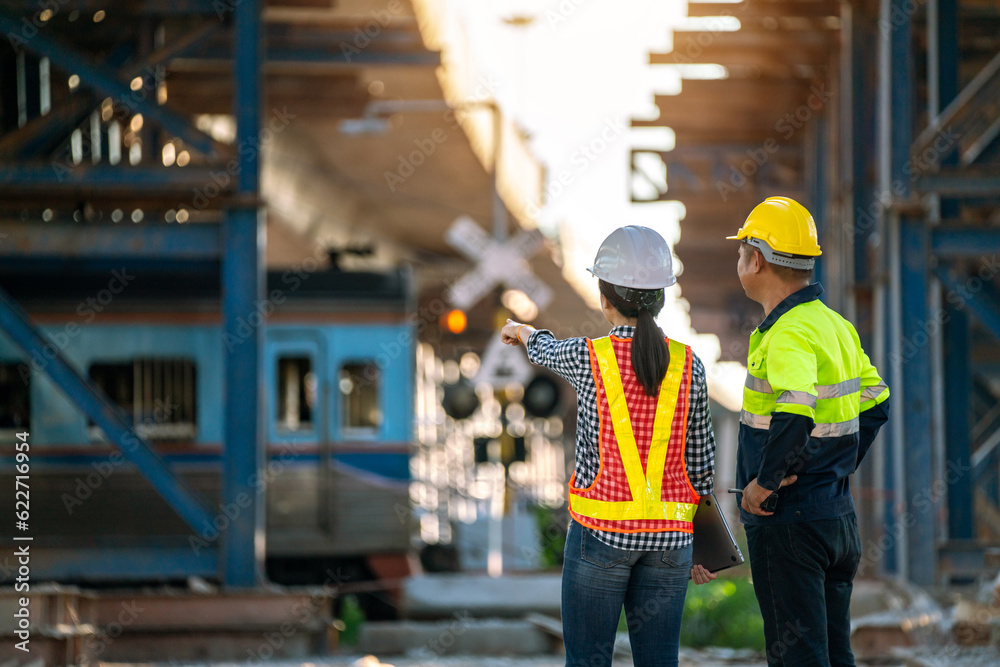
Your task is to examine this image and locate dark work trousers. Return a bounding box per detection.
[745,512,862,667]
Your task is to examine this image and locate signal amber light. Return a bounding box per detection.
[444,309,467,334]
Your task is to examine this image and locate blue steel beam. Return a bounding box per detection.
[0,259,218,277]
[30,547,216,583]
[174,47,441,67]
[267,23,427,46]
[916,172,1000,196]
[0,97,96,161]
[267,49,440,66]
[911,50,1000,161]
[0,46,131,160]
[221,0,263,588]
[0,223,221,260]
[934,265,1000,342]
[938,542,989,579]
[0,8,223,159]
[1,23,220,161]
[2,1,225,15]
[0,286,214,533]
[932,227,1000,257]
[969,376,1000,481]
[973,374,998,406]
[0,165,230,196]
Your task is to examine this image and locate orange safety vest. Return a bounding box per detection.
[569,335,700,533]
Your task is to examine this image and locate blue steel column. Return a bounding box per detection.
[934,0,969,542]
[222,0,264,587]
[877,0,901,578]
[899,217,936,585]
[852,13,877,289]
[847,4,883,564]
[933,0,960,197]
[808,112,827,288]
[944,306,973,539]
[889,0,937,585]
[937,0,959,104]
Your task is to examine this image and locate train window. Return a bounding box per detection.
[0,363,31,435]
[276,356,316,432]
[339,362,381,434]
[88,358,197,440]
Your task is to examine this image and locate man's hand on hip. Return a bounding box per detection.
[741,475,798,516]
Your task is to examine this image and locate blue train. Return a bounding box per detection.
[0,265,416,592]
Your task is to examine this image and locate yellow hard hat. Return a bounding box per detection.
[726,196,822,269]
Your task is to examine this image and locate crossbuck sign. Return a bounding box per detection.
[444,216,553,311]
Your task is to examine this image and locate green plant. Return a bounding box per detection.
[680,576,765,650]
[530,503,566,568]
[612,576,763,650]
[337,594,366,645]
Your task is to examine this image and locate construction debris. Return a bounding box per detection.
[892,645,1000,667]
[851,579,944,659]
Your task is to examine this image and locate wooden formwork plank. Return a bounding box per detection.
[83,590,333,631]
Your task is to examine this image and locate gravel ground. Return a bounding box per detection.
[891,646,1000,667]
[99,650,1000,667]
[103,648,917,667]
[106,653,766,667]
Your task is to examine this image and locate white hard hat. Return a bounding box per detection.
[587,225,676,289]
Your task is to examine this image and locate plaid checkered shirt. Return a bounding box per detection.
[526,325,716,551]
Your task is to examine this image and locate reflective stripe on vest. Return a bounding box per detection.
[743,369,864,436]
[739,409,860,438]
[569,337,698,524]
[861,383,888,402]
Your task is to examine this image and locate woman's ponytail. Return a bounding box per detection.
[598,279,669,396]
[632,307,668,396]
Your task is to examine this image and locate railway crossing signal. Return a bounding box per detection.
[444,216,553,311]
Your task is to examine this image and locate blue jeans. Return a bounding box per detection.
[561,520,692,667]
[745,513,862,667]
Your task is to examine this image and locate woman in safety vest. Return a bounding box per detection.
[501,225,717,667]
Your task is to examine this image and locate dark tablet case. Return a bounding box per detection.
[692,492,745,573]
